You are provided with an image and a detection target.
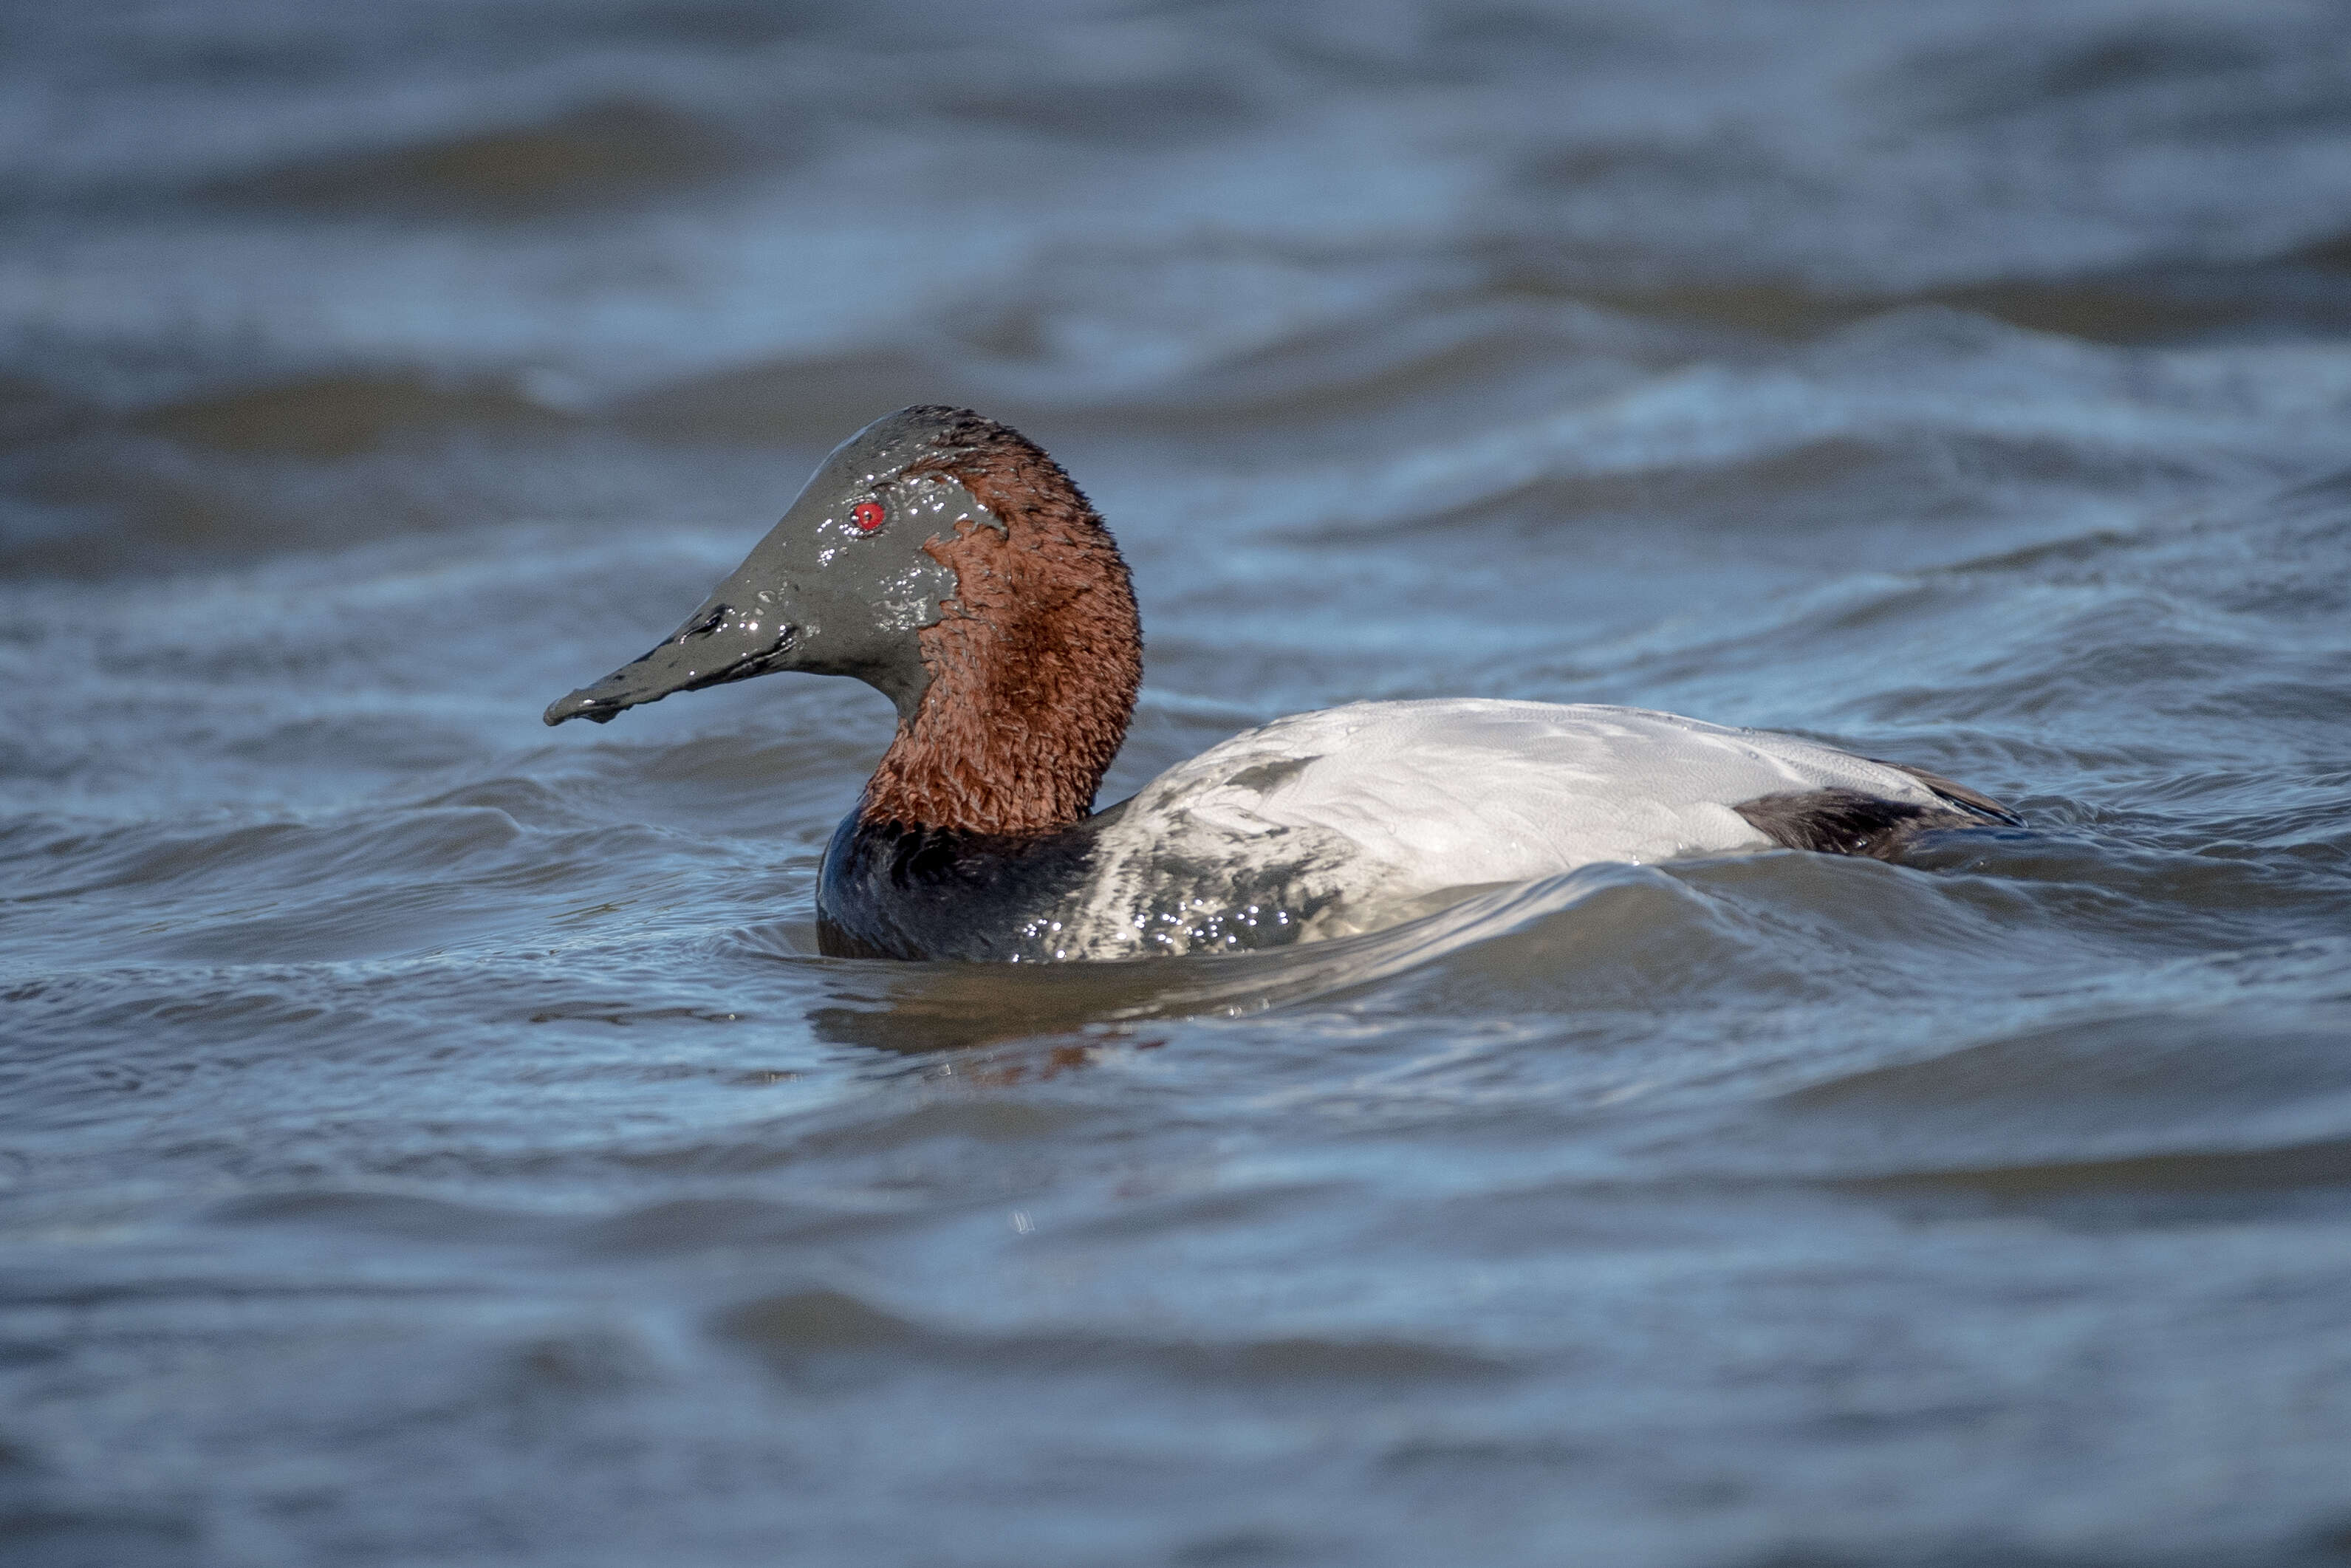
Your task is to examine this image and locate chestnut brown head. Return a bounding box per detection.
[547,406,1142,835]
[544,405,1013,727]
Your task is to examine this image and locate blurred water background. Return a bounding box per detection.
[5,1,2351,1564]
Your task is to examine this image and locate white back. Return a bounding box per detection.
[1068,701,1946,954]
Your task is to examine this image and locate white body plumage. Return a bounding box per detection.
[1064,700,1955,957]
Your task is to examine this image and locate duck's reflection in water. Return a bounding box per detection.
[781,865,1643,1055]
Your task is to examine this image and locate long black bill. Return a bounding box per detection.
[543,598,795,726]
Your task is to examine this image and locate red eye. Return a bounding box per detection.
[851,501,886,533]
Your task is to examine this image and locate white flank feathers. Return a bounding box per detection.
[1065,700,1946,956]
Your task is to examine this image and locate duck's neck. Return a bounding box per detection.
[859,442,1140,838]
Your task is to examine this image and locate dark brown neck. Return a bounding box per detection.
[860,426,1141,837]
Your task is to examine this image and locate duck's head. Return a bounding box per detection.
[544,405,1008,727]
[545,405,1140,835]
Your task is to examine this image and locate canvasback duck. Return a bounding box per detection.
[546,406,2019,961]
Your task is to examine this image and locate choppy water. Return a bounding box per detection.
[6,2,2351,1564]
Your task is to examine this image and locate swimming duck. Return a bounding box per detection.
[546,405,2018,962]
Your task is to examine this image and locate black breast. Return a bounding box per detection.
[814,812,1105,961]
